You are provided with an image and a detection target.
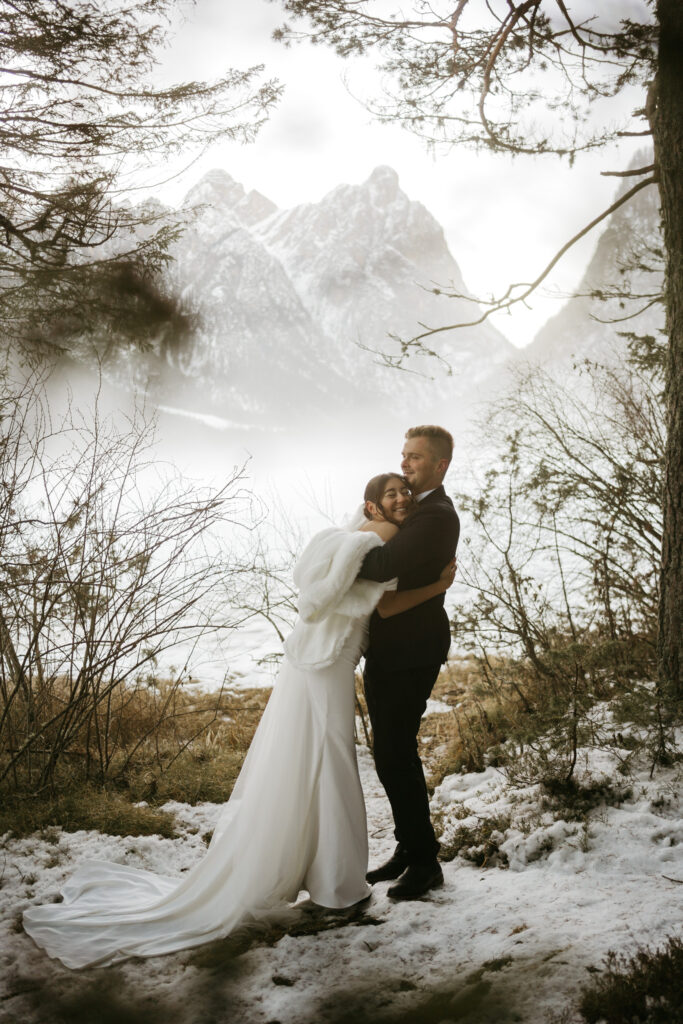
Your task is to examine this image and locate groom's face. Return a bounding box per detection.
[401,436,442,494]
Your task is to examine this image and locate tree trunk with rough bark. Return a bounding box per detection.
[654,0,683,700]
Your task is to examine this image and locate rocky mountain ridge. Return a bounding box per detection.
[524,150,662,370]
[97,165,515,428]
[65,157,661,433]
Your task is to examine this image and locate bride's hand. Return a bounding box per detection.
[439,558,456,590]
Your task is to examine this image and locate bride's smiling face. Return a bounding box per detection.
[369,476,414,525]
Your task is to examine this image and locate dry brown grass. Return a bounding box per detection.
[0,681,272,838]
[0,653,537,840]
[421,656,532,789]
[0,784,178,839]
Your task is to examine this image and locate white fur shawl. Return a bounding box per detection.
[284,526,390,670]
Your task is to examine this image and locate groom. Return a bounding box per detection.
[358,424,459,900]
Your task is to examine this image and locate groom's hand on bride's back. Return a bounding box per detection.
[439,558,456,589]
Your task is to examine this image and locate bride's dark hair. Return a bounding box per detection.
[363,473,410,523]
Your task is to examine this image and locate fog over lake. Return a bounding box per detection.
[40,135,659,689]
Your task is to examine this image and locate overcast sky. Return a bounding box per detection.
[152,0,650,349]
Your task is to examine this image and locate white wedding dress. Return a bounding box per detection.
[23,521,386,969]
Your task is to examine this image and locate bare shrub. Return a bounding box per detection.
[452,347,671,784]
[0,370,261,793]
[579,936,683,1024]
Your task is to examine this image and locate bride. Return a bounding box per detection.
[23,473,456,969]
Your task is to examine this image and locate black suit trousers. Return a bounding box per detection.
[363,655,441,864]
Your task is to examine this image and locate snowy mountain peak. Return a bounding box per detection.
[250,165,511,395]
[524,148,660,368]
[366,165,400,204]
[103,164,514,425]
[235,189,278,227]
[182,169,247,211]
[182,171,278,228]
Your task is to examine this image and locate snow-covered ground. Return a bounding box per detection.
[2,722,682,1024]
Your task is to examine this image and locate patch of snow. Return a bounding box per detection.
[424,698,453,715]
[2,723,682,1023]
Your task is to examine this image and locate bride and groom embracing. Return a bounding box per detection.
[23,425,459,969]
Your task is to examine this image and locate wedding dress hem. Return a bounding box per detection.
[23,521,381,969]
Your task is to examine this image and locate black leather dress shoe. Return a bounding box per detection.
[387,861,444,901]
[366,846,409,884]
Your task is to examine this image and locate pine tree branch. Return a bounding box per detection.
[601,164,656,177]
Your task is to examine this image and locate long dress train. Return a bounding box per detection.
[22,620,371,969]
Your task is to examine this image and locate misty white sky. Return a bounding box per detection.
[151,0,650,349]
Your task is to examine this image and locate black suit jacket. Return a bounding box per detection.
[358,485,460,669]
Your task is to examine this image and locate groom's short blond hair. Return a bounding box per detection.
[405,425,453,465]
